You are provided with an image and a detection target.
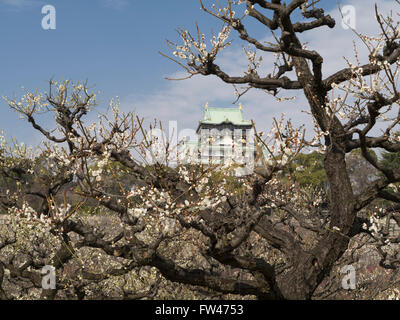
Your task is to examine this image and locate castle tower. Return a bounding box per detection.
[196,103,253,164]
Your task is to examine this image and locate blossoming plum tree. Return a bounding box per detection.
[163,0,400,299]
[0,79,309,300]
[0,0,400,300]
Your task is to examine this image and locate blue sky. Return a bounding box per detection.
[0,0,221,141]
[0,0,396,146]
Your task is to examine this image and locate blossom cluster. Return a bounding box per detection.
[258,115,305,167]
[170,24,232,67]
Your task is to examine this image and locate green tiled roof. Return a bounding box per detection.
[201,106,252,126]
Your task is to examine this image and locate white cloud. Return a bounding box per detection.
[302,0,396,77]
[119,0,396,141]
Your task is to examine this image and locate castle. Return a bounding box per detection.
[180,103,262,176]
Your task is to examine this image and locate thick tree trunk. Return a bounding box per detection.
[310,147,356,294]
[277,144,356,299]
[276,54,357,297]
